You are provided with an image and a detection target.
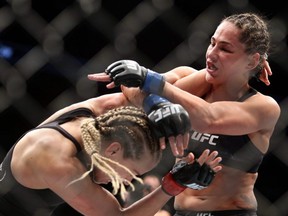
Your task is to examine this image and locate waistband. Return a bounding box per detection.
[174,209,257,216]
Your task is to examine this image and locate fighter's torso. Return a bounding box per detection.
[186,130,264,173]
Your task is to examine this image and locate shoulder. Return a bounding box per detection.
[251,92,280,111]
[12,129,79,188]
[248,92,280,126]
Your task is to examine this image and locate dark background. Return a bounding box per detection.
[0,0,287,215]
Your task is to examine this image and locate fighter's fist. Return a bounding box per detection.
[105,60,165,94]
[161,150,221,196]
[144,94,191,139]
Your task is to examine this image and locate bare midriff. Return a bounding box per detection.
[174,166,258,211]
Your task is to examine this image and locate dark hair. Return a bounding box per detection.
[223,13,270,77]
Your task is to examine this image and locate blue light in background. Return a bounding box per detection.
[0,44,13,59]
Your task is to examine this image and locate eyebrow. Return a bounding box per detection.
[211,37,232,46]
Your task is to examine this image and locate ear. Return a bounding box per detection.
[246,53,260,70]
[104,142,122,157]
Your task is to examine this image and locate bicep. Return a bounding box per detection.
[205,97,279,135]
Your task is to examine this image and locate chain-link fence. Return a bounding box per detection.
[0,0,287,215]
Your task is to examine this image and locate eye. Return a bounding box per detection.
[220,47,233,53]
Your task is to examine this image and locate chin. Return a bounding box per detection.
[205,73,215,83]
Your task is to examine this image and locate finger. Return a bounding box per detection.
[87,73,111,81]
[264,60,272,75]
[168,136,179,156]
[263,69,270,85]
[259,70,270,86]
[212,165,222,173]
[159,137,166,150]
[209,157,222,169]
[196,149,210,165]
[181,152,195,164]
[183,132,190,150]
[261,61,272,86]
[106,82,116,89]
[183,152,195,163]
[204,150,219,165]
[175,134,184,156]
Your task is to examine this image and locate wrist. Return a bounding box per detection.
[141,69,165,94]
[143,94,169,113]
[161,172,186,196]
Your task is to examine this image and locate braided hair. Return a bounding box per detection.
[68,106,161,199]
[222,13,270,78]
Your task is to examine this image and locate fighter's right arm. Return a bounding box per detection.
[39,92,129,126]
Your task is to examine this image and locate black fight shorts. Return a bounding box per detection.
[174,209,257,216]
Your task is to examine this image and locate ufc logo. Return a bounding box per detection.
[191,131,219,146]
[151,106,180,122]
[126,62,137,70]
[196,213,213,216]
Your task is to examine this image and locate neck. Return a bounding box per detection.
[205,83,250,102]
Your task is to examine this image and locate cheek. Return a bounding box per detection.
[221,55,241,69]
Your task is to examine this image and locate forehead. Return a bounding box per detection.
[213,21,244,48]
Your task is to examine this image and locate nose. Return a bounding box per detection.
[207,46,218,62]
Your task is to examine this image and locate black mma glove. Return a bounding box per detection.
[143,94,191,138]
[161,159,215,196]
[105,60,165,94]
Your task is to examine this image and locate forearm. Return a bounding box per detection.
[123,150,220,216]
[87,92,132,115]
[171,69,210,97]
[164,66,196,84]
[161,82,211,132]
[39,93,130,126]
[122,187,172,216]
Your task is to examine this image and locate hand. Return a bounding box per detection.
[105,60,165,94]
[144,94,191,156]
[161,149,222,196]
[259,60,272,86]
[165,133,190,157]
[87,73,116,89]
[121,86,147,108]
[105,60,147,87]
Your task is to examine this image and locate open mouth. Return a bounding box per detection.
[207,61,218,71]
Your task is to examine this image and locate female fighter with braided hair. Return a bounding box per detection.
[0,92,222,216]
[90,12,280,216]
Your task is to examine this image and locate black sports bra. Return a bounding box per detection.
[186,88,264,173]
[36,107,95,152]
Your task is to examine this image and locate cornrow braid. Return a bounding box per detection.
[223,13,270,77]
[68,106,161,200]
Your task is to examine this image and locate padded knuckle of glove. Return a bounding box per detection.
[148,104,191,138]
[105,60,146,87]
